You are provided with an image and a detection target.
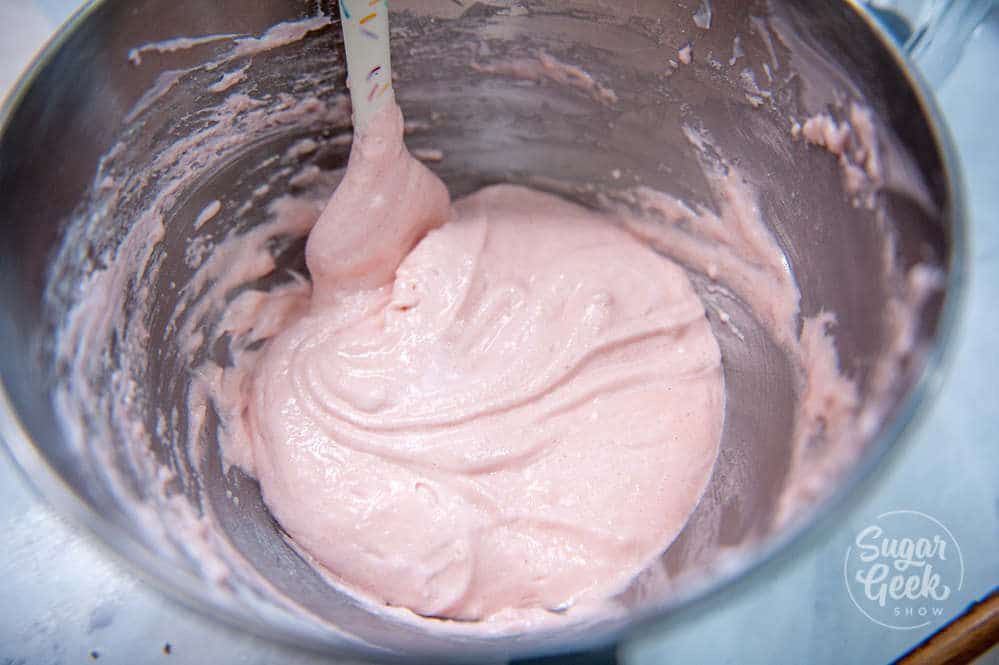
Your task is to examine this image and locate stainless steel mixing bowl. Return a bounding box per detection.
[0,0,965,662]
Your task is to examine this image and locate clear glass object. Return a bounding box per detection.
[862,0,996,85]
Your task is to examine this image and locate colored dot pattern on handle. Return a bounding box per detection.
[339,0,393,131]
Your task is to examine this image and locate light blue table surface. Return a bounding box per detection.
[0,2,996,663]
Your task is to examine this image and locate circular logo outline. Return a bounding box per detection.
[843,509,964,630]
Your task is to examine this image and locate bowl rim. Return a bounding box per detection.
[0,0,970,660]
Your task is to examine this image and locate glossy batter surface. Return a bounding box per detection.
[236,100,725,620]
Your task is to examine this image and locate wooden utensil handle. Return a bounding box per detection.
[893,587,999,665]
